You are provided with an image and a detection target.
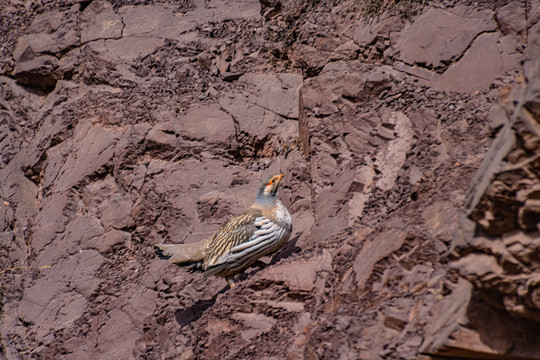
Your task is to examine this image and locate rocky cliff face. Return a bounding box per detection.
[1,0,539,359]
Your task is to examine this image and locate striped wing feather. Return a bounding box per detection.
[203,211,261,268]
[203,213,286,277]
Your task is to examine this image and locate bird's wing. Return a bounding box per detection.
[203,213,288,277]
[228,216,281,253]
[203,210,262,267]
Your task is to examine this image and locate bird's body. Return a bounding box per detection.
[155,174,292,286]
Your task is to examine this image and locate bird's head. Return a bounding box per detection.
[256,174,285,202]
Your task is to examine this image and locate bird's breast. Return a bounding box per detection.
[271,201,292,231]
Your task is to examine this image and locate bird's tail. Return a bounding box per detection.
[154,242,204,266]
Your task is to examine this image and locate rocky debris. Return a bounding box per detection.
[423,26,540,359]
[80,1,123,43]
[422,280,540,359]
[374,112,414,191]
[12,6,79,87]
[455,58,540,322]
[1,0,539,359]
[231,312,277,341]
[353,228,408,287]
[10,0,262,88]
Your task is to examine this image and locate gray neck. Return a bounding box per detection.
[254,194,278,207]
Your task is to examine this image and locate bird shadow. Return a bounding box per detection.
[174,285,229,327]
[271,233,302,264]
[237,233,303,280]
[173,234,302,327]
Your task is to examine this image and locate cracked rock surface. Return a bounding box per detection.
[1,0,539,359]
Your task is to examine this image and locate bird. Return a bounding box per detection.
[154,174,292,287]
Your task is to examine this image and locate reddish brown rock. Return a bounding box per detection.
[97,308,141,358]
[12,8,79,87]
[396,7,496,68]
[422,279,540,359]
[13,10,79,58]
[353,14,403,49]
[80,1,123,43]
[258,250,332,292]
[231,312,276,341]
[434,32,522,93]
[239,73,303,119]
[45,124,118,192]
[450,37,540,358]
[374,111,414,191]
[94,37,167,61]
[496,1,527,35]
[2,1,540,359]
[354,228,407,286]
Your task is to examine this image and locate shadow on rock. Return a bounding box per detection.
[174,234,302,327]
[272,233,302,264]
[174,285,229,327]
[465,290,540,357]
[232,234,303,285]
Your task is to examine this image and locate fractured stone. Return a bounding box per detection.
[396,7,496,68]
[81,1,123,43]
[435,33,519,93]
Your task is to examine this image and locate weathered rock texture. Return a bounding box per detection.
[0,0,539,359]
[427,21,540,359]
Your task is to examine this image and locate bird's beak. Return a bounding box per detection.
[276,174,285,182]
